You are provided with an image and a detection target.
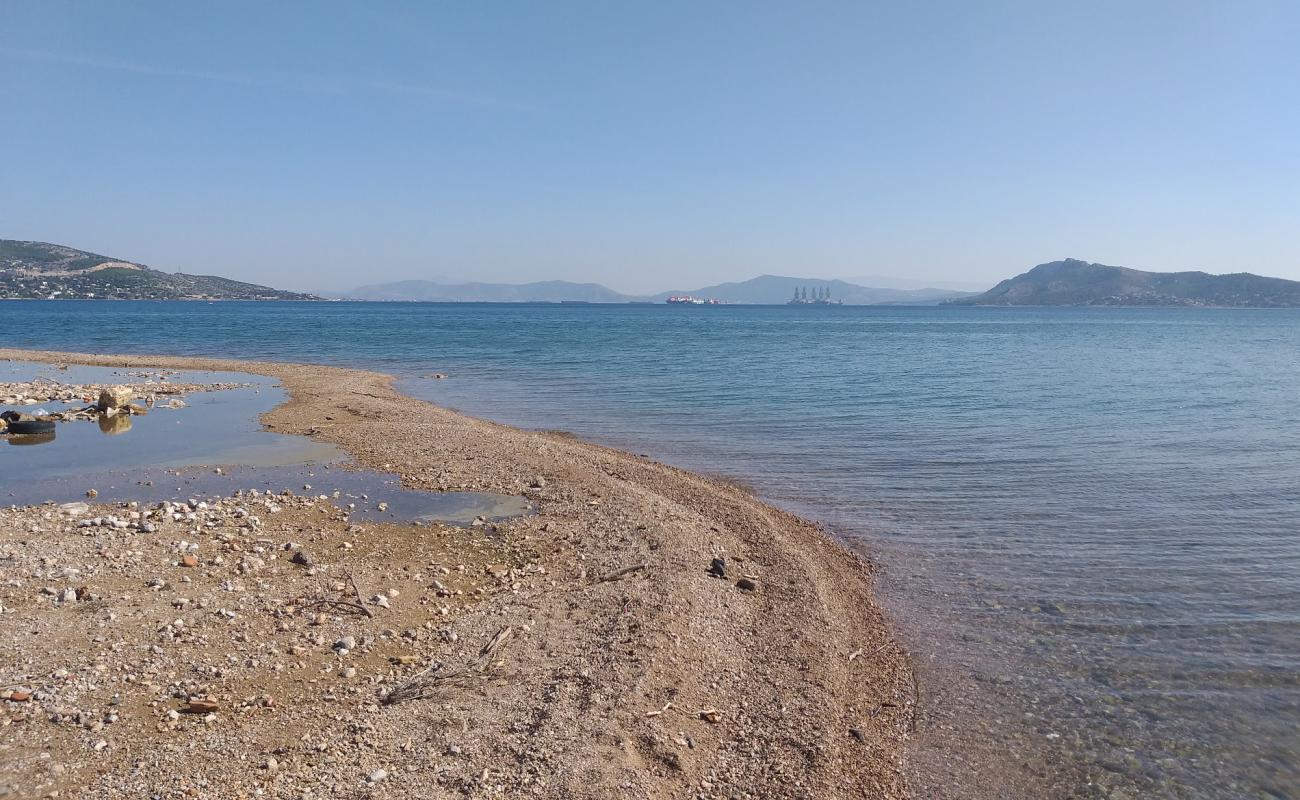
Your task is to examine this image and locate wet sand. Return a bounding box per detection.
[0,348,915,799]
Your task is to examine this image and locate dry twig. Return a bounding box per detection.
[346,570,373,618]
[380,626,514,706]
[594,563,647,584]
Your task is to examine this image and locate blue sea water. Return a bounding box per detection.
[1,300,1297,798]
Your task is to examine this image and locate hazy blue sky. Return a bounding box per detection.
[2,1,1297,293]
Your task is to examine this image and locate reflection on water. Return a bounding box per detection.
[97,413,132,435]
[6,432,55,446]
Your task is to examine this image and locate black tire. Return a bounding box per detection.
[5,419,56,435]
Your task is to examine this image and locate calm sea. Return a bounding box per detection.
[1,301,1296,798]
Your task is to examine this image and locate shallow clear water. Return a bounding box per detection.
[1,300,1296,798]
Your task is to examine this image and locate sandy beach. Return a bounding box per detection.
[0,349,913,799]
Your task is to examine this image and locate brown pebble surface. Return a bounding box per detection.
[0,348,915,800]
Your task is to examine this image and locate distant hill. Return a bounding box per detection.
[346,279,631,303]
[653,275,971,305]
[949,259,1300,307]
[0,240,314,300]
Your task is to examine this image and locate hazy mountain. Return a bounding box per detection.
[0,240,314,300]
[949,259,1300,307]
[347,279,632,303]
[348,273,973,304]
[653,274,971,305]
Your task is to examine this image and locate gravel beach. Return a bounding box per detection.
[0,349,914,800]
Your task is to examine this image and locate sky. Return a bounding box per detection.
[1,1,1298,294]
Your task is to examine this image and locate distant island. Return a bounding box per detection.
[345,274,969,305]
[0,240,314,300]
[949,259,1300,308]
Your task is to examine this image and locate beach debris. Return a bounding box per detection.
[307,574,373,618]
[346,571,374,617]
[1,377,233,445]
[181,699,219,714]
[645,702,673,718]
[707,557,727,578]
[96,386,134,411]
[595,563,647,584]
[698,709,722,724]
[380,626,513,706]
[4,418,56,435]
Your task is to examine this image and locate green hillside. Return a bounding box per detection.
[0,240,314,300]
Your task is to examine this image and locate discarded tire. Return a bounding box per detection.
[5,419,56,435]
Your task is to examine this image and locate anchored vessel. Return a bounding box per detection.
[666,295,722,305]
[787,286,842,305]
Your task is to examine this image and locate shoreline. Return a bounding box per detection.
[0,348,915,798]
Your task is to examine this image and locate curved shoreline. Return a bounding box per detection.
[1,348,914,798]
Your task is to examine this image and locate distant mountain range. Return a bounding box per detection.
[0,240,314,300]
[8,241,1299,308]
[948,259,1300,307]
[646,275,967,305]
[344,274,970,305]
[347,279,629,303]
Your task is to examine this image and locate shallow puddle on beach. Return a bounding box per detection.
[0,361,531,525]
[4,463,533,525]
[0,361,336,476]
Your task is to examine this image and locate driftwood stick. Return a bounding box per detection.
[595,563,647,584]
[345,571,373,618]
[478,626,513,663]
[381,627,515,706]
[306,598,370,617]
